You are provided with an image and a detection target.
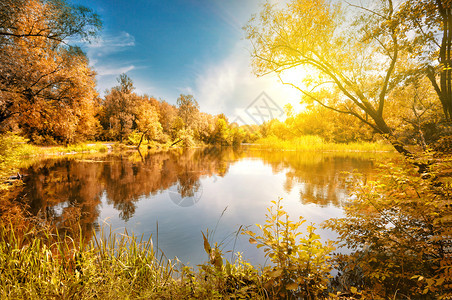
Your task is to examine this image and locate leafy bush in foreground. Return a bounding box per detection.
[325,156,452,299]
[243,198,335,299]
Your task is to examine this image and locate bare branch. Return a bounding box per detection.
[345,1,387,20]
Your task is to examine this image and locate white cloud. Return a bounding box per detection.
[96,65,135,76]
[81,31,137,95]
[177,86,195,96]
[83,31,137,75]
[85,31,136,57]
[192,41,303,124]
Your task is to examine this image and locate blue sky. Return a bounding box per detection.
[75,0,303,123]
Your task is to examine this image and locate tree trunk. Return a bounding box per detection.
[137,130,148,149]
[372,116,430,174]
[171,139,183,147]
[434,0,452,121]
[441,3,452,121]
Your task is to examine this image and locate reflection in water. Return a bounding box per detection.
[21,159,103,236]
[19,148,245,230]
[248,151,380,206]
[14,147,392,263]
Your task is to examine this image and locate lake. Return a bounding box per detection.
[17,147,392,267]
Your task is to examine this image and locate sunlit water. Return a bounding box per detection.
[17,147,393,266]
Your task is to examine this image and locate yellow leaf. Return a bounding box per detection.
[286,282,298,290]
[269,269,283,278]
[201,232,210,254]
[350,286,357,294]
[245,230,255,236]
[249,238,257,244]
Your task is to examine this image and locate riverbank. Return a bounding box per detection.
[15,142,110,157]
[0,137,112,179]
[253,136,395,152]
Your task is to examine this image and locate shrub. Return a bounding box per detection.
[324,156,452,299]
[243,198,335,299]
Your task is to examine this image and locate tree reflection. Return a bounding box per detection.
[16,147,242,233]
[21,159,103,237]
[13,147,388,240]
[248,151,390,206]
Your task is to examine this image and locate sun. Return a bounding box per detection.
[272,66,316,115]
[279,65,318,89]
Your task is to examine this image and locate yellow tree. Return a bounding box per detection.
[396,0,452,122]
[0,0,101,138]
[177,94,199,130]
[244,0,435,159]
[0,0,100,44]
[246,1,451,297]
[387,77,444,149]
[134,96,162,148]
[17,47,100,143]
[101,74,138,142]
[158,100,178,136]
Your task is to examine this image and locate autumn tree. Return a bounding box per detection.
[279,106,375,143]
[99,75,166,146]
[0,0,100,44]
[247,2,451,297]
[324,158,451,298]
[212,117,230,146]
[0,0,101,138]
[244,0,446,159]
[134,96,162,148]
[229,126,247,146]
[18,48,100,144]
[177,94,199,129]
[158,100,178,137]
[395,0,452,122]
[194,112,216,143]
[386,77,444,149]
[101,74,138,142]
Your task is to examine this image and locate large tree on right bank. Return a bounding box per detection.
[245,0,451,160]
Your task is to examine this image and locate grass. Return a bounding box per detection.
[0,199,337,299]
[1,134,109,167]
[0,133,110,180]
[253,135,395,152]
[18,142,109,157]
[0,223,172,299]
[0,222,266,299]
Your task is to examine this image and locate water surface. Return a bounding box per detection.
[18,147,392,266]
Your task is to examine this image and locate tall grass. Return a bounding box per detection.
[253,135,394,152]
[0,223,266,299]
[0,201,335,299]
[0,223,182,299]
